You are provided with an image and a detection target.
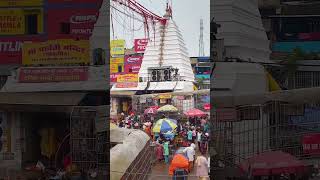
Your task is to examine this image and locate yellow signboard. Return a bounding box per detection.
[110,63,123,73]
[117,74,138,83]
[22,39,90,65]
[0,9,25,35]
[110,64,118,74]
[0,0,43,7]
[110,40,125,56]
[158,94,172,99]
[110,57,124,64]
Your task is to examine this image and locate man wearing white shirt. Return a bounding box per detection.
[183,143,196,171]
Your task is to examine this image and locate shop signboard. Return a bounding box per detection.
[124,64,141,74]
[110,57,124,64]
[0,36,44,64]
[117,74,138,83]
[215,108,237,122]
[110,63,123,73]
[302,133,320,155]
[18,67,89,83]
[0,40,23,64]
[134,39,148,53]
[116,82,138,88]
[110,73,122,82]
[22,39,90,65]
[0,9,25,35]
[124,55,143,64]
[48,9,99,38]
[195,74,210,80]
[0,0,43,7]
[110,40,125,56]
[158,94,172,99]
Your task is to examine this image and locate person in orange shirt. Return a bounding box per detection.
[145,125,151,137]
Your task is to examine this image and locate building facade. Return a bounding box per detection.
[0,0,108,178]
[259,0,320,89]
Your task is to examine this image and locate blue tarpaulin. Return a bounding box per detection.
[289,108,320,130]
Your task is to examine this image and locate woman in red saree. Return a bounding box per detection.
[155,143,164,161]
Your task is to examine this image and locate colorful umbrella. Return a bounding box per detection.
[157,104,178,113]
[152,118,177,133]
[240,151,306,176]
[184,108,206,117]
[204,103,210,110]
[167,118,177,124]
[150,106,160,109]
[144,107,157,115]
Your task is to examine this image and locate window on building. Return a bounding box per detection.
[25,14,38,35]
[60,22,70,34]
[129,68,132,73]
[294,71,312,89]
[93,48,105,65]
[118,65,123,73]
[313,72,320,87]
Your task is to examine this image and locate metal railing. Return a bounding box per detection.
[211,101,320,178]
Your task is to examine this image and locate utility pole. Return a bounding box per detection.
[199,18,205,57]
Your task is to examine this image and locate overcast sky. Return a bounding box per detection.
[110,0,210,57]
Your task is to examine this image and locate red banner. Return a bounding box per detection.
[303,133,320,155]
[299,32,320,41]
[124,64,141,74]
[134,39,148,53]
[19,67,89,83]
[124,55,143,64]
[0,36,44,64]
[48,9,99,39]
[116,82,138,88]
[110,73,122,82]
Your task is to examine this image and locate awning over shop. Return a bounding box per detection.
[0,65,19,76]
[212,87,320,107]
[0,92,86,105]
[110,91,136,97]
[147,82,177,91]
[2,66,107,92]
[111,82,147,91]
[266,71,281,91]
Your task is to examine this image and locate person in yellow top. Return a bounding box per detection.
[39,128,57,159]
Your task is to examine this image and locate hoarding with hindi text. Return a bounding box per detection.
[117,74,138,83]
[22,39,90,65]
[19,67,89,83]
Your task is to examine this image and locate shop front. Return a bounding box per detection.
[0,92,108,178]
[110,91,136,118]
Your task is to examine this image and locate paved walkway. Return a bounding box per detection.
[148,144,208,180]
[148,161,198,180]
